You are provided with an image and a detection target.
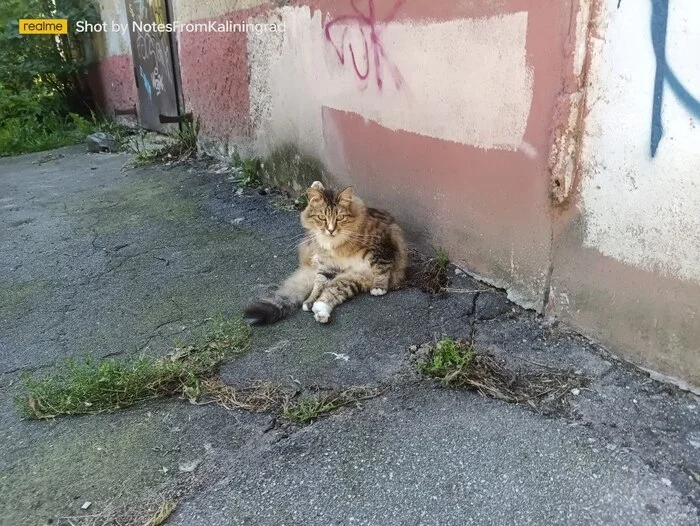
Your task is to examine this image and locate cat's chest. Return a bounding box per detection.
[319,252,371,273]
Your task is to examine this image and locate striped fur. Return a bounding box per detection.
[244,181,407,325]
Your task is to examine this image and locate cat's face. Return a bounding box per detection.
[301,182,358,238]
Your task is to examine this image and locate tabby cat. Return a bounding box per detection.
[244,181,407,325]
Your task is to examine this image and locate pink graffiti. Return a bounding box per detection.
[324,0,406,91]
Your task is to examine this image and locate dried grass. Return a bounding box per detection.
[143,500,177,526]
[405,251,449,294]
[200,379,287,413]
[420,339,588,414]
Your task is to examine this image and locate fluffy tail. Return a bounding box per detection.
[244,268,315,325]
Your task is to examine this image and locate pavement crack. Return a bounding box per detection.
[138,298,187,352]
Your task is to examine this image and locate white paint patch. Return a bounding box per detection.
[518,141,538,159]
[580,0,700,283]
[248,6,533,154]
[99,0,131,56]
[172,0,268,23]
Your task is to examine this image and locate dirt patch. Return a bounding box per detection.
[404,249,450,294]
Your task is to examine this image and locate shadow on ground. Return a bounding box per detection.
[0,147,698,525]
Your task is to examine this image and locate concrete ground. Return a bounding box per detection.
[0,146,698,526]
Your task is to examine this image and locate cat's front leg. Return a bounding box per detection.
[312,271,370,323]
[370,269,391,296]
[302,267,334,312]
[302,276,326,312]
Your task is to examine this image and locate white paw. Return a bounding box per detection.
[370,288,388,296]
[302,302,312,312]
[312,301,331,323]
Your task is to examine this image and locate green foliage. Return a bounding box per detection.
[283,387,382,425]
[0,0,101,155]
[16,316,251,419]
[420,338,475,386]
[129,118,201,167]
[283,396,340,424]
[0,96,130,156]
[295,193,309,210]
[229,148,262,187]
[434,246,450,272]
[0,0,99,101]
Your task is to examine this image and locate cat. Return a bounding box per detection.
[244,181,408,325]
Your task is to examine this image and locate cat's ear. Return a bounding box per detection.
[307,187,324,203]
[337,187,354,204]
[310,180,325,191]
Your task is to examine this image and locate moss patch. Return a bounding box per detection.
[261,143,326,194]
[0,415,178,525]
[0,280,48,316]
[67,178,197,234]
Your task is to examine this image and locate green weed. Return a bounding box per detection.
[434,246,450,272]
[128,118,201,167]
[15,316,250,419]
[283,387,383,424]
[420,338,474,386]
[229,148,262,187]
[417,338,589,414]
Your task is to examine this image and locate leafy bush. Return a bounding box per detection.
[0,0,99,107]
[0,0,102,155]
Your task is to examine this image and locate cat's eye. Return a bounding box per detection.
[336,214,347,221]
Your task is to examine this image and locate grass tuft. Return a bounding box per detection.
[405,248,450,294]
[128,118,201,167]
[261,143,325,192]
[15,316,250,419]
[418,338,589,414]
[229,148,263,187]
[283,387,383,424]
[434,246,450,272]
[420,338,474,386]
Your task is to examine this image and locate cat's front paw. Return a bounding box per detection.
[370,288,388,296]
[302,302,313,312]
[312,301,331,323]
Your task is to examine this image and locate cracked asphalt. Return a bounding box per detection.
[0,146,699,525]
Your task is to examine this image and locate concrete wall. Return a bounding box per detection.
[551,0,700,389]
[88,0,137,115]
[90,0,699,390]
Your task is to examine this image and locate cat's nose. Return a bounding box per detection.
[327,222,336,234]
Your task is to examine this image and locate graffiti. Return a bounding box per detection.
[139,65,152,100]
[324,0,406,91]
[649,0,700,157]
[136,31,173,83]
[151,65,164,96]
[126,0,178,130]
[148,0,166,27]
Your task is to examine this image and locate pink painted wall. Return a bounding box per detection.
[87,0,137,116]
[87,54,138,116]
[176,7,267,148]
